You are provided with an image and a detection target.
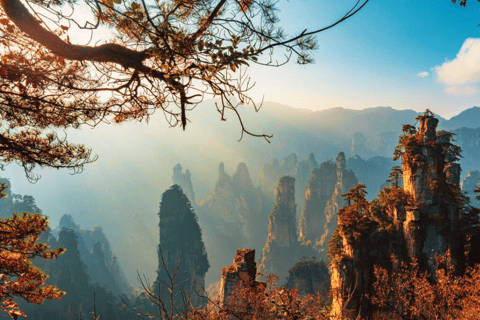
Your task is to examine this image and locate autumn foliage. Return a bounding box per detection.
[0,184,65,319]
[370,251,480,320]
[186,275,330,320]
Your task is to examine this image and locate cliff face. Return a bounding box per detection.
[259,153,318,222]
[417,124,480,176]
[461,170,480,207]
[347,155,397,200]
[198,162,272,287]
[260,176,300,284]
[351,132,369,158]
[330,113,465,319]
[0,177,43,219]
[298,152,358,258]
[55,215,131,296]
[200,162,270,248]
[284,258,330,298]
[172,163,196,206]
[219,249,264,308]
[401,116,461,264]
[374,131,399,157]
[154,185,209,311]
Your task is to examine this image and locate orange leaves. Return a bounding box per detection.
[239,0,252,13]
[103,0,121,8]
[1,298,26,320]
[210,274,329,320]
[0,212,65,318]
[371,251,480,319]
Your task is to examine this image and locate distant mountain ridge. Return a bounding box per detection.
[443,106,480,129]
[250,103,480,134]
[233,102,480,160]
[251,102,480,128]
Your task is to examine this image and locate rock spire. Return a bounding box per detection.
[298,152,358,257]
[260,176,300,284]
[154,185,209,311]
[330,112,465,319]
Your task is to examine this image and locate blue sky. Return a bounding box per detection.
[245,0,480,118]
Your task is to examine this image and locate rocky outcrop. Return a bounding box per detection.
[154,185,209,311]
[298,152,358,258]
[451,127,480,174]
[259,154,298,196]
[298,161,336,244]
[351,132,367,157]
[259,153,319,222]
[172,163,196,206]
[284,258,330,298]
[347,155,397,200]
[461,170,480,207]
[219,249,264,308]
[55,214,131,296]
[200,162,270,249]
[374,131,399,157]
[198,162,272,286]
[0,177,43,219]
[330,112,465,319]
[294,153,319,221]
[0,178,13,218]
[260,176,300,284]
[401,117,461,264]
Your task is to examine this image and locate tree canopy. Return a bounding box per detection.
[0,208,66,319]
[0,0,368,180]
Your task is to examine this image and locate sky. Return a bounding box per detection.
[5,0,480,286]
[57,0,480,119]
[244,0,480,119]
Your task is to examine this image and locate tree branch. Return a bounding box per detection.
[257,0,369,55]
[190,0,227,41]
[0,0,148,69]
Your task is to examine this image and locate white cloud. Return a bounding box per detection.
[445,85,477,95]
[436,38,480,85]
[434,38,480,94]
[417,71,429,78]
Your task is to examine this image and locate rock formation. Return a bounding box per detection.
[218,249,264,308]
[461,170,480,207]
[374,131,399,157]
[198,162,272,286]
[294,153,319,221]
[260,176,301,284]
[0,177,43,219]
[330,112,465,319]
[284,258,330,298]
[172,163,196,206]
[259,154,298,197]
[56,214,131,295]
[281,153,299,177]
[154,185,209,311]
[351,132,376,159]
[347,155,397,200]
[451,126,480,174]
[259,153,319,222]
[200,162,269,248]
[298,152,358,258]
